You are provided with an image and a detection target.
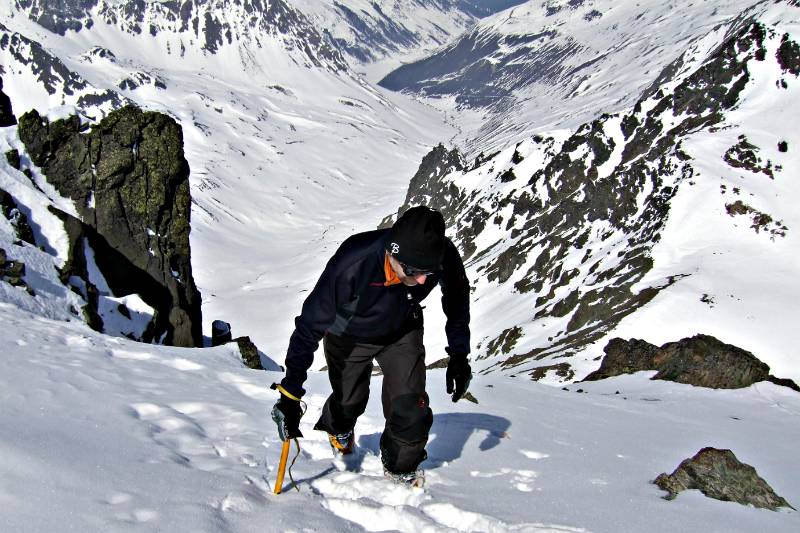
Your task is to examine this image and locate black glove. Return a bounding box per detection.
[270,385,304,441]
[446,351,472,402]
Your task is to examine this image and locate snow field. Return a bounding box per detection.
[2,306,799,532]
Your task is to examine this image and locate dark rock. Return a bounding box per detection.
[212,319,232,347]
[778,141,788,152]
[2,260,26,286]
[499,168,516,182]
[529,362,575,382]
[582,335,796,390]
[0,188,36,245]
[5,149,21,169]
[725,200,787,238]
[767,375,800,393]
[583,337,660,380]
[235,336,262,370]
[0,76,16,126]
[776,33,800,75]
[462,391,479,404]
[0,248,5,264]
[117,303,131,320]
[18,106,202,346]
[723,135,773,177]
[485,326,523,359]
[654,447,794,510]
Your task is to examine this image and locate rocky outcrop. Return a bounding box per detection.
[17,105,202,347]
[0,248,33,295]
[0,76,16,126]
[382,143,487,259]
[654,448,794,511]
[235,336,262,370]
[582,335,799,390]
[1,188,36,245]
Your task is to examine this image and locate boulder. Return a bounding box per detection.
[654,448,794,511]
[17,106,202,346]
[583,334,798,390]
[5,149,21,170]
[235,336,262,370]
[1,256,26,287]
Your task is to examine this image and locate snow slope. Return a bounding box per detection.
[2,304,799,532]
[389,1,800,385]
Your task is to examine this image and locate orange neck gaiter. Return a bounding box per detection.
[383,254,402,286]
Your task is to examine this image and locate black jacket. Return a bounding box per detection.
[280,229,471,397]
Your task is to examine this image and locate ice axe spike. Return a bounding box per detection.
[274,438,291,495]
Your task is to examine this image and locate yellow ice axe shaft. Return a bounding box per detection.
[274,439,291,495]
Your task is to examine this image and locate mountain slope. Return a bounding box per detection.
[379,0,768,152]
[390,1,800,383]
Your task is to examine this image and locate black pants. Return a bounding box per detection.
[314,328,432,473]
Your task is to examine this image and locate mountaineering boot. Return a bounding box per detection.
[328,430,354,455]
[384,468,425,488]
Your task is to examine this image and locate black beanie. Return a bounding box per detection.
[387,206,445,271]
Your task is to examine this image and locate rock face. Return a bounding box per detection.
[0,76,16,126]
[17,105,202,347]
[654,448,794,511]
[583,335,798,390]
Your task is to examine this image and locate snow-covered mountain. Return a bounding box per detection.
[3,0,800,531]
[389,0,800,384]
[379,0,770,152]
[13,0,349,69]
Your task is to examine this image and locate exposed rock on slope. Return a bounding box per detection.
[17,105,202,347]
[654,448,795,511]
[0,76,16,126]
[0,187,35,245]
[582,335,799,391]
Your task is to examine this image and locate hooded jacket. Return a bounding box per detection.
[280,229,470,398]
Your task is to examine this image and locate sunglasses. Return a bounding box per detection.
[398,261,435,278]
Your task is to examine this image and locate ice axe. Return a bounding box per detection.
[270,383,304,494]
[274,439,291,495]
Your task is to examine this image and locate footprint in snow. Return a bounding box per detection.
[520,449,550,460]
[470,468,539,492]
[129,401,252,472]
[102,492,158,524]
